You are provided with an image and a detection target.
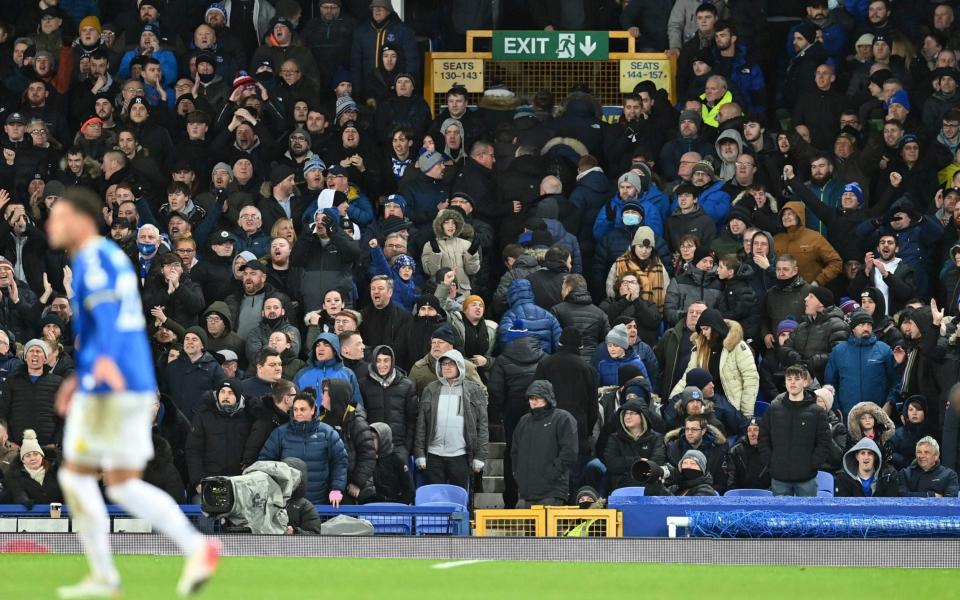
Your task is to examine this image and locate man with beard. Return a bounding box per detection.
[711,22,765,115]
[245,295,301,365]
[603,94,664,176]
[849,234,917,315]
[760,255,812,350]
[251,17,320,83]
[793,64,850,152]
[922,68,960,137]
[194,163,254,227]
[783,23,828,110]
[824,310,898,415]
[787,0,847,65]
[302,0,356,90]
[225,260,274,340]
[799,154,843,235]
[660,111,715,181]
[360,275,414,350]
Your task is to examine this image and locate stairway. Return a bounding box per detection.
[474,442,505,509]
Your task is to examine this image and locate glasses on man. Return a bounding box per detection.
[684,427,703,433]
[175,248,196,255]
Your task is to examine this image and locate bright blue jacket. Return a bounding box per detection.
[593,188,666,241]
[499,279,562,354]
[295,333,363,408]
[597,347,647,387]
[259,417,348,503]
[671,179,731,228]
[823,334,898,416]
[369,246,418,312]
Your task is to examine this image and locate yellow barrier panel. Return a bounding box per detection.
[423,31,676,118]
[474,508,546,537]
[545,507,623,538]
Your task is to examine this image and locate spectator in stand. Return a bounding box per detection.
[663,246,722,325]
[835,437,900,497]
[0,339,62,446]
[898,437,960,497]
[369,422,414,504]
[359,346,418,464]
[322,378,376,504]
[498,279,562,354]
[604,399,667,492]
[759,365,833,496]
[890,395,931,470]
[160,327,226,421]
[414,350,488,490]
[240,348,284,401]
[259,392,348,505]
[408,325,484,395]
[360,275,413,351]
[824,310,898,416]
[184,380,254,500]
[780,287,849,382]
[773,200,842,287]
[295,333,362,408]
[243,379,295,467]
[726,418,770,490]
[552,274,610,360]
[4,429,62,508]
[244,295,301,366]
[665,413,729,493]
[511,380,578,507]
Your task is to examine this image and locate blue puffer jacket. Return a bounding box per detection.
[593,189,666,240]
[823,334,899,416]
[597,347,648,387]
[713,44,766,113]
[259,416,348,503]
[671,180,731,228]
[540,218,583,273]
[295,333,363,408]
[499,279,562,353]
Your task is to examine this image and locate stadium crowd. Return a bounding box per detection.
[2,0,960,513]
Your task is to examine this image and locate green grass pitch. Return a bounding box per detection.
[2,554,955,598]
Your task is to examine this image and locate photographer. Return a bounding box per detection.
[632,449,719,496]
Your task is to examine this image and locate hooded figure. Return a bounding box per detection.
[510,380,579,505]
[714,129,745,181]
[281,457,323,533]
[359,346,419,463]
[603,398,667,491]
[322,378,376,503]
[295,333,363,407]
[773,201,843,286]
[858,287,904,349]
[835,437,899,497]
[395,295,448,372]
[845,401,897,459]
[370,421,415,504]
[421,209,481,293]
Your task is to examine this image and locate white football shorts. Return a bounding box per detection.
[62,391,157,470]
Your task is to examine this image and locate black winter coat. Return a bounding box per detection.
[291,225,363,313]
[144,434,186,503]
[155,393,192,484]
[665,425,730,492]
[604,401,667,491]
[726,438,770,490]
[488,336,545,427]
[0,369,63,446]
[5,455,62,507]
[526,261,570,310]
[242,397,291,468]
[551,288,610,359]
[141,270,206,328]
[359,303,413,351]
[759,391,832,483]
[325,378,377,502]
[185,396,255,487]
[835,465,900,497]
[534,347,600,451]
[161,352,227,422]
[781,306,849,379]
[512,392,579,502]
[760,275,811,339]
[453,158,503,227]
[719,262,760,342]
[358,349,419,462]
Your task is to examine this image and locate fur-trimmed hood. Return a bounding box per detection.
[665,422,727,446]
[432,208,468,239]
[847,401,896,446]
[732,189,779,214]
[542,136,589,160]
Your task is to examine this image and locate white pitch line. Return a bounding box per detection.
[431,560,488,570]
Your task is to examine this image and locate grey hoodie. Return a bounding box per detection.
[842,437,883,483]
[715,129,745,181]
[370,422,394,457]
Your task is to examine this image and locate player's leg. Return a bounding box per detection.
[104,469,219,596]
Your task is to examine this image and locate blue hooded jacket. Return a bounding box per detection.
[295,333,364,408]
[499,279,562,354]
[671,179,731,228]
[593,188,666,241]
[823,333,898,416]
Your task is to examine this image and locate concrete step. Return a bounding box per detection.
[483,460,503,477]
[473,492,504,509]
[487,443,506,459]
[482,476,504,493]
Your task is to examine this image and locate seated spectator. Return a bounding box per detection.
[604,399,666,492]
[321,379,376,505]
[414,350,488,490]
[597,325,648,387]
[726,418,770,490]
[665,414,729,493]
[5,430,62,508]
[259,392,348,505]
[898,437,960,497]
[890,395,931,470]
[281,458,323,534]
[646,449,720,497]
[184,380,254,499]
[835,438,900,497]
[511,381,578,507]
[369,422,414,504]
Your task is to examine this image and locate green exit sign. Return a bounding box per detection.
[493,31,609,61]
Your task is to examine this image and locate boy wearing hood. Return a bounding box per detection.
[835,437,899,497]
[414,350,488,490]
[511,380,578,506]
[322,378,376,503]
[890,395,931,470]
[294,333,363,408]
[370,422,414,504]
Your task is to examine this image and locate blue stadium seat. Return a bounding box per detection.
[816,471,835,496]
[724,489,774,497]
[415,484,468,507]
[609,487,645,501]
[753,400,770,418]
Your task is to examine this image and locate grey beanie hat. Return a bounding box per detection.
[23,338,48,359]
[618,171,644,194]
[681,449,708,473]
[212,162,233,177]
[605,324,630,350]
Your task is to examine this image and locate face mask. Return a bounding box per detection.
[681,468,702,481]
[622,213,641,226]
[138,242,158,256]
[199,71,216,84]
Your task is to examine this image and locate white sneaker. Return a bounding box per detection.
[56,577,121,599]
[176,537,221,597]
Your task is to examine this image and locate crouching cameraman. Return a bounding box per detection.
[632,450,719,496]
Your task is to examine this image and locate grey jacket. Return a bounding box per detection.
[414,350,490,466]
